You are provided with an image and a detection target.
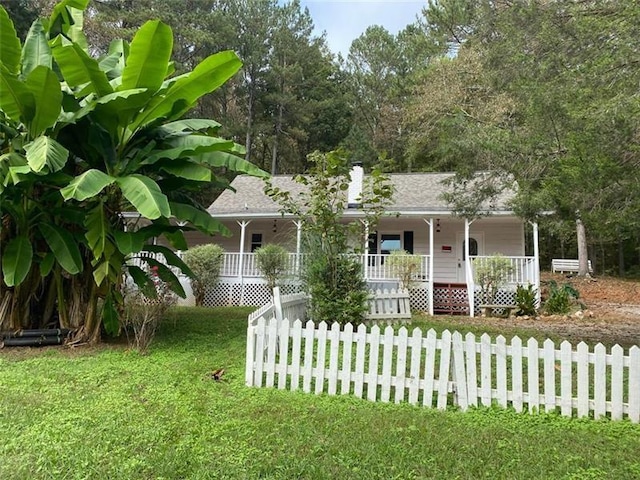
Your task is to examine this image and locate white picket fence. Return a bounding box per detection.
[247,287,308,327]
[366,288,411,322]
[246,319,640,422]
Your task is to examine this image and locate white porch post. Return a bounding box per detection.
[465,218,474,317]
[237,220,250,305]
[362,220,369,281]
[532,221,541,306]
[424,218,434,316]
[294,220,302,276]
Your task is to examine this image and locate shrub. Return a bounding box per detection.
[122,270,176,354]
[305,253,368,324]
[386,250,422,290]
[183,244,224,306]
[255,244,289,293]
[473,254,514,304]
[515,284,538,316]
[544,280,581,315]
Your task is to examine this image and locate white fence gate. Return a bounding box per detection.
[246,318,640,423]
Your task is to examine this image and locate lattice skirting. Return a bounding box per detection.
[473,289,516,316]
[204,279,430,313]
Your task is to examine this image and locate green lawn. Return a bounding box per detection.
[1,307,639,480]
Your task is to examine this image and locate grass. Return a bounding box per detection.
[0,307,639,479]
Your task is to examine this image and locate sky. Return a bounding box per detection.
[299,0,427,57]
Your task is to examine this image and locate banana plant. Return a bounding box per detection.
[0,1,267,341]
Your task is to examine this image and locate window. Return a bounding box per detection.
[462,237,478,260]
[380,234,402,255]
[250,233,263,252]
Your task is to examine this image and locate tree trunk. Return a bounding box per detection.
[576,218,590,277]
[245,85,254,162]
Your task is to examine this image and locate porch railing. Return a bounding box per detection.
[469,255,537,288]
[219,252,431,282]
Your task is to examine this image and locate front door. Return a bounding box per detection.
[456,233,484,282]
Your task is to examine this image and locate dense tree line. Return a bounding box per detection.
[4,0,640,274]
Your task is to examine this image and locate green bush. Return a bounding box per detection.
[544,280,580,315]
[183,244,224,306]
[254,244,289,293]
[305,253,368,324]
[386,250,422,290]
[473,254,514,304]
[515,284,537,316]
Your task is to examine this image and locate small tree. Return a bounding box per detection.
[386,250,422,290]
[472,253,514,304]
[183,245,224,306]
[255,244,289,293]
[265,150,394,324]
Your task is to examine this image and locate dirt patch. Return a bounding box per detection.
[467,273,640,348]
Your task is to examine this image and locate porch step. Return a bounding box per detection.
[433,282,469,315]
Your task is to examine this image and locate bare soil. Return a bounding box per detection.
[466,273,640,347]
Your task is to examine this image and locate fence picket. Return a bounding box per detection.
[246,318,640,423]
[340,323,354,395]
[367,326,381,401]
[395,327,409,404]
[452,332,468,410]
[354,324,367,398]
[544,339,556,413]
[560,341,572,416]
[527,338,539,413]
[277,319,290,390]
[381,326,394,402]
[408,328,422,405]
[594,343,607,419]
[496,335,507,408]
[511,336,523,412]
[315,322,328,395]
[480,333,492,407]
[465,332,478,407]
[611,345,624,420]
[328,322,341,395]
[423,329,437,407]
[290,320,303,391]
[254,317,266,387]
[302,320,315,393]
[437,330,452,410]
[265,318,278,387]
[576,342,589,418]
[629,346,640,423]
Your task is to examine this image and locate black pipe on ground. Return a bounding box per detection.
[2,336,65,347]
[1,328,71,339]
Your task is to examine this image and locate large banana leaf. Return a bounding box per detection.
[25,66,62,138]
[142,244,195,278]
[24,136,68,173]
[2,235,33,287]
[155,119,221,138]
[120,20,172,92]
[49,0,90,49]
[61,169,115,201]
[38,223,83,274]
[0,68,35,123]
[130,51,242,133]
[92,254,121,287]
[84,203,109,260]
[102,293,119,336]
[126,264,158,299]
[158,160,211,182]
[114,230,146,255]
[21,20,52,77]
[196,150,269,178]
[0,7,21,75]
[141,137,234,166]
[51,39,112,97]
[139,257,186,298]
[116,174,170,220]
[170,202,230,236]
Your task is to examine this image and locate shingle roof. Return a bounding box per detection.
[207,172,515,217]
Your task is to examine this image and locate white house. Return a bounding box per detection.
[186,168,540,316]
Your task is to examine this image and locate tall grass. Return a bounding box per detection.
[0,307,639,479]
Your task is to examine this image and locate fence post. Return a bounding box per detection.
[245,321,256,386]
[273,286,283,323]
